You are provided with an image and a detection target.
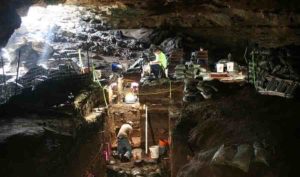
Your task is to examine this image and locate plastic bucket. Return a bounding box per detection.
[112,63,122,72]
[124,93,137,104]
[216,63,224,73]
[132,148,143,160]
[149,145,160,159]
[226,62,234,72]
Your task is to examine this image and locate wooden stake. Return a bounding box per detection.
[1,54,6,101]
[15,50,21,95]
[87,47,90,72]
[145,105,148,154]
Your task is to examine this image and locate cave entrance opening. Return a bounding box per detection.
[0,4,98,104]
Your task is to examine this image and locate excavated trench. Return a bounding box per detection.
[0,1,300,177]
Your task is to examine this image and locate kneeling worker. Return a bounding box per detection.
[117,121,134,162]
[150,47,168,78]
[158,128,169,157]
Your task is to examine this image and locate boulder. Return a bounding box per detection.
[76,33,88,41]
[159,37,182,53]
[121,28,153,41]
[11,41,53,69]
[231,144,253,172]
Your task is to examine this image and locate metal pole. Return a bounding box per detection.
[251,51,257,88]
[1,54,6,101]
[145,105,148,154]
[1,55,5,84]
[1,55,5,81]
[243,47,249,82]
[87,47,90,72]
[169,80,172,99]
[15,50,21,95]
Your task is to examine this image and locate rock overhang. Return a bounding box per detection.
[1,0,300,48]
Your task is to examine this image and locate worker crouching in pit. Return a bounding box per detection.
[150,47,168,79]
[158,128,169,158]
[117,121,134,162]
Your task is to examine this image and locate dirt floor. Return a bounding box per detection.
[173,83,300,177]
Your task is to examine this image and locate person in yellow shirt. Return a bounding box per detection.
[150,47,168,78]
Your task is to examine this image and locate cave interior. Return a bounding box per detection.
[0,0,300,177]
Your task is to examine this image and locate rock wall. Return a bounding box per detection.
[106,1,300,48]
[0,1,21,47]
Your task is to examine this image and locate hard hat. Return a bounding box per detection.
[127,121,133,126]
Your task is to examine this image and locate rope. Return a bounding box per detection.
[137,86,182,96]
[169,80,172,99]
[92,67,108,107]
[122,77,180,96]
[95,69,178,101]
[78,49,83,67]
[123,78,138,82]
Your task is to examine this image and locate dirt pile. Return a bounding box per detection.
[174,84,300,177]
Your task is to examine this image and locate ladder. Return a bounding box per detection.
[248,50,257,87]
[245,48,299,98]
[257,76,299,98]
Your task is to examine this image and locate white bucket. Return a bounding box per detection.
[226,62,234,72]
[149,145,160,159]
[124,93,137,104]
[132,148,143,160]
[216,63,224,73]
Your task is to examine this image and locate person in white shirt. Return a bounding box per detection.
[117,121,134,162]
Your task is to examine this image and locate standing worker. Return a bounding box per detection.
[117,121,134,162]
[150,47,168,78]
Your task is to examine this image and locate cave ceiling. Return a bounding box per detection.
[1,0,300,48]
